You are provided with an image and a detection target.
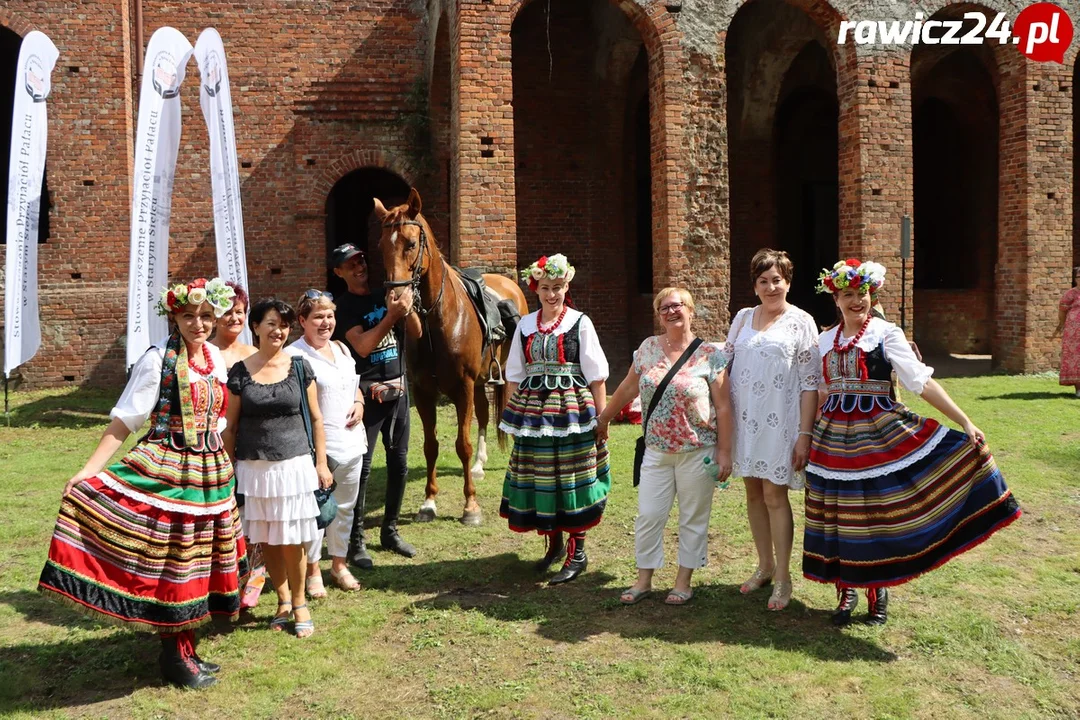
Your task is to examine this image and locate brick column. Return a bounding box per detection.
[996,54,1072,372]
[838,48,914,335]
[450,0,517,276]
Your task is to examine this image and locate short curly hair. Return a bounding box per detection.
[750,248,794,285]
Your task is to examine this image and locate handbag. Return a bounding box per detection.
[633,338,703,487]
[293,356,339,529]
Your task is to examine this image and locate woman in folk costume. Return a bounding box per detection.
[38,279,247,689]
[499,254,611,584]
[805,260,1021,626]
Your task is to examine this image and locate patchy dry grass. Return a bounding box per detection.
[0,377,1078,718]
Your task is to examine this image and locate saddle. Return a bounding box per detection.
[454,267,522,382]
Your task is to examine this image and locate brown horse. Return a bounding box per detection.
[373,188,528,525]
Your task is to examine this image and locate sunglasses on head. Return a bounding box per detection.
[303,289,334,300]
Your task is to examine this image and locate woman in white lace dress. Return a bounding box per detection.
[721,249,820,611]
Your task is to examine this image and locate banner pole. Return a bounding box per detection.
[4,375,9,426]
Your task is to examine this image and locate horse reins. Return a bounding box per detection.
[380,216,447,447]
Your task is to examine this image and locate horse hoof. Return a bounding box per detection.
[415,500,437,523]
[460,509,483,527]
[470,465,486,480]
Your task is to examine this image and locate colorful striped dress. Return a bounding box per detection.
[499,309,611,535]
[39,337,247,631]
[802,318,1020,588]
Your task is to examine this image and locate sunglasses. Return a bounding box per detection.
[303,289,334,300]
[658,302,686,315]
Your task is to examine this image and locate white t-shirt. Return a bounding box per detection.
[285,337,367,462]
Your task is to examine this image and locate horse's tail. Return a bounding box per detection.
[494,373,511,452]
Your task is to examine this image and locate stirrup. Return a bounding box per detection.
[487,355,505,385]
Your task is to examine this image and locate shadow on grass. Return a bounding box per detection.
[0,590,180,712]
[3,391,115,430]
[368,553,895,663]
[976,392,1077,401]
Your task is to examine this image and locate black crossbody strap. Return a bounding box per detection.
[293,356,316,457]
[643,338,703,434]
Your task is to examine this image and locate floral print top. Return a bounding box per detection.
[633,336,727,454]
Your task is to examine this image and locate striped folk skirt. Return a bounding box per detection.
[802,401,1020,589]
[38,439,247,632]
[500,431,611,535]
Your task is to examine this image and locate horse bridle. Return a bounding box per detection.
[381,218,445,318]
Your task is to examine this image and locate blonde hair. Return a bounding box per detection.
[653,287,695,315]
[296,293,336,319]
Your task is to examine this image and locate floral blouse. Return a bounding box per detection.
[633,337,727,454]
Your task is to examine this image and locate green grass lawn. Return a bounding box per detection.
[0,376,1078,719]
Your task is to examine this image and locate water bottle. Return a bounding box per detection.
[703,454,730,490]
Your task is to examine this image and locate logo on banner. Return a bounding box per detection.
[23,55,50,102]
[202,49,222,97]
[151,51,182,98]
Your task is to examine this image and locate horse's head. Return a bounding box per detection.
[373,188,436,294]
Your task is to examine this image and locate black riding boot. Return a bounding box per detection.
[349,474,373,570]
[380,469,416,558]
[159,632,216,689]
[549,533,587,584]
[534,532,566,573]
[832,584,859,626]
[866,587,889,625]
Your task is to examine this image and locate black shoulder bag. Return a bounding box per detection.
[633,338,703,487]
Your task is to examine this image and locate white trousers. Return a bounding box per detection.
[305,452,364,563]
[635,446,716,570]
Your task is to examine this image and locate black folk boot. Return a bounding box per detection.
[159,632,216,689]
[866,587,889,626]
[832,584,859,626]
[349,511,373,570]
[549,533,587,584]
[534,532,566,573]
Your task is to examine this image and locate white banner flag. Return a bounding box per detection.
[125,27,194,368]
[194,28,250,344]
[4,31,59,379]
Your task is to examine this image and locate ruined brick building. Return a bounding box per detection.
[0,0,1075,388]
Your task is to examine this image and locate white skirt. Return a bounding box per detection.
[236,455,320,546]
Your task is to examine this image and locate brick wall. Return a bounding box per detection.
[914,289,993,355]
[0,0,1074,388]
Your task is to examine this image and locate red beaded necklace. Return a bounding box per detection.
[188,343,214,375]
[833,313,872,354]
[537,305,568,335]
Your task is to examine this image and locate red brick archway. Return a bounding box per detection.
[725,0,849,322]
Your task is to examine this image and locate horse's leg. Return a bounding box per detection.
[470,384,489,479]
[455,377,482,526]
[413,385,440,523]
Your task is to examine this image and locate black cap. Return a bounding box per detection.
[330,243,365,268]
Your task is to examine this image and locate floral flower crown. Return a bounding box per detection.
[156,277,236,318]
[520,253,576,292]
[816,259,887,295]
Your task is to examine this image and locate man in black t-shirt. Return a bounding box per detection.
[331,242,421,567]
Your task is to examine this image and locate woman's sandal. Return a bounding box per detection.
[306,574,328,599]
[619,587,651,605]
[330,566,362,592]
[293,603,314,639]
[665,589,694,606]
[269,602,292,632]
[767,579,793,612]
[740,568,774,595]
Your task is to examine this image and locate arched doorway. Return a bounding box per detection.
[0,25,49,247]
[726,0,839,325]
[511,0,654,378]
[912,19,999,359]
[324,167,410,297]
